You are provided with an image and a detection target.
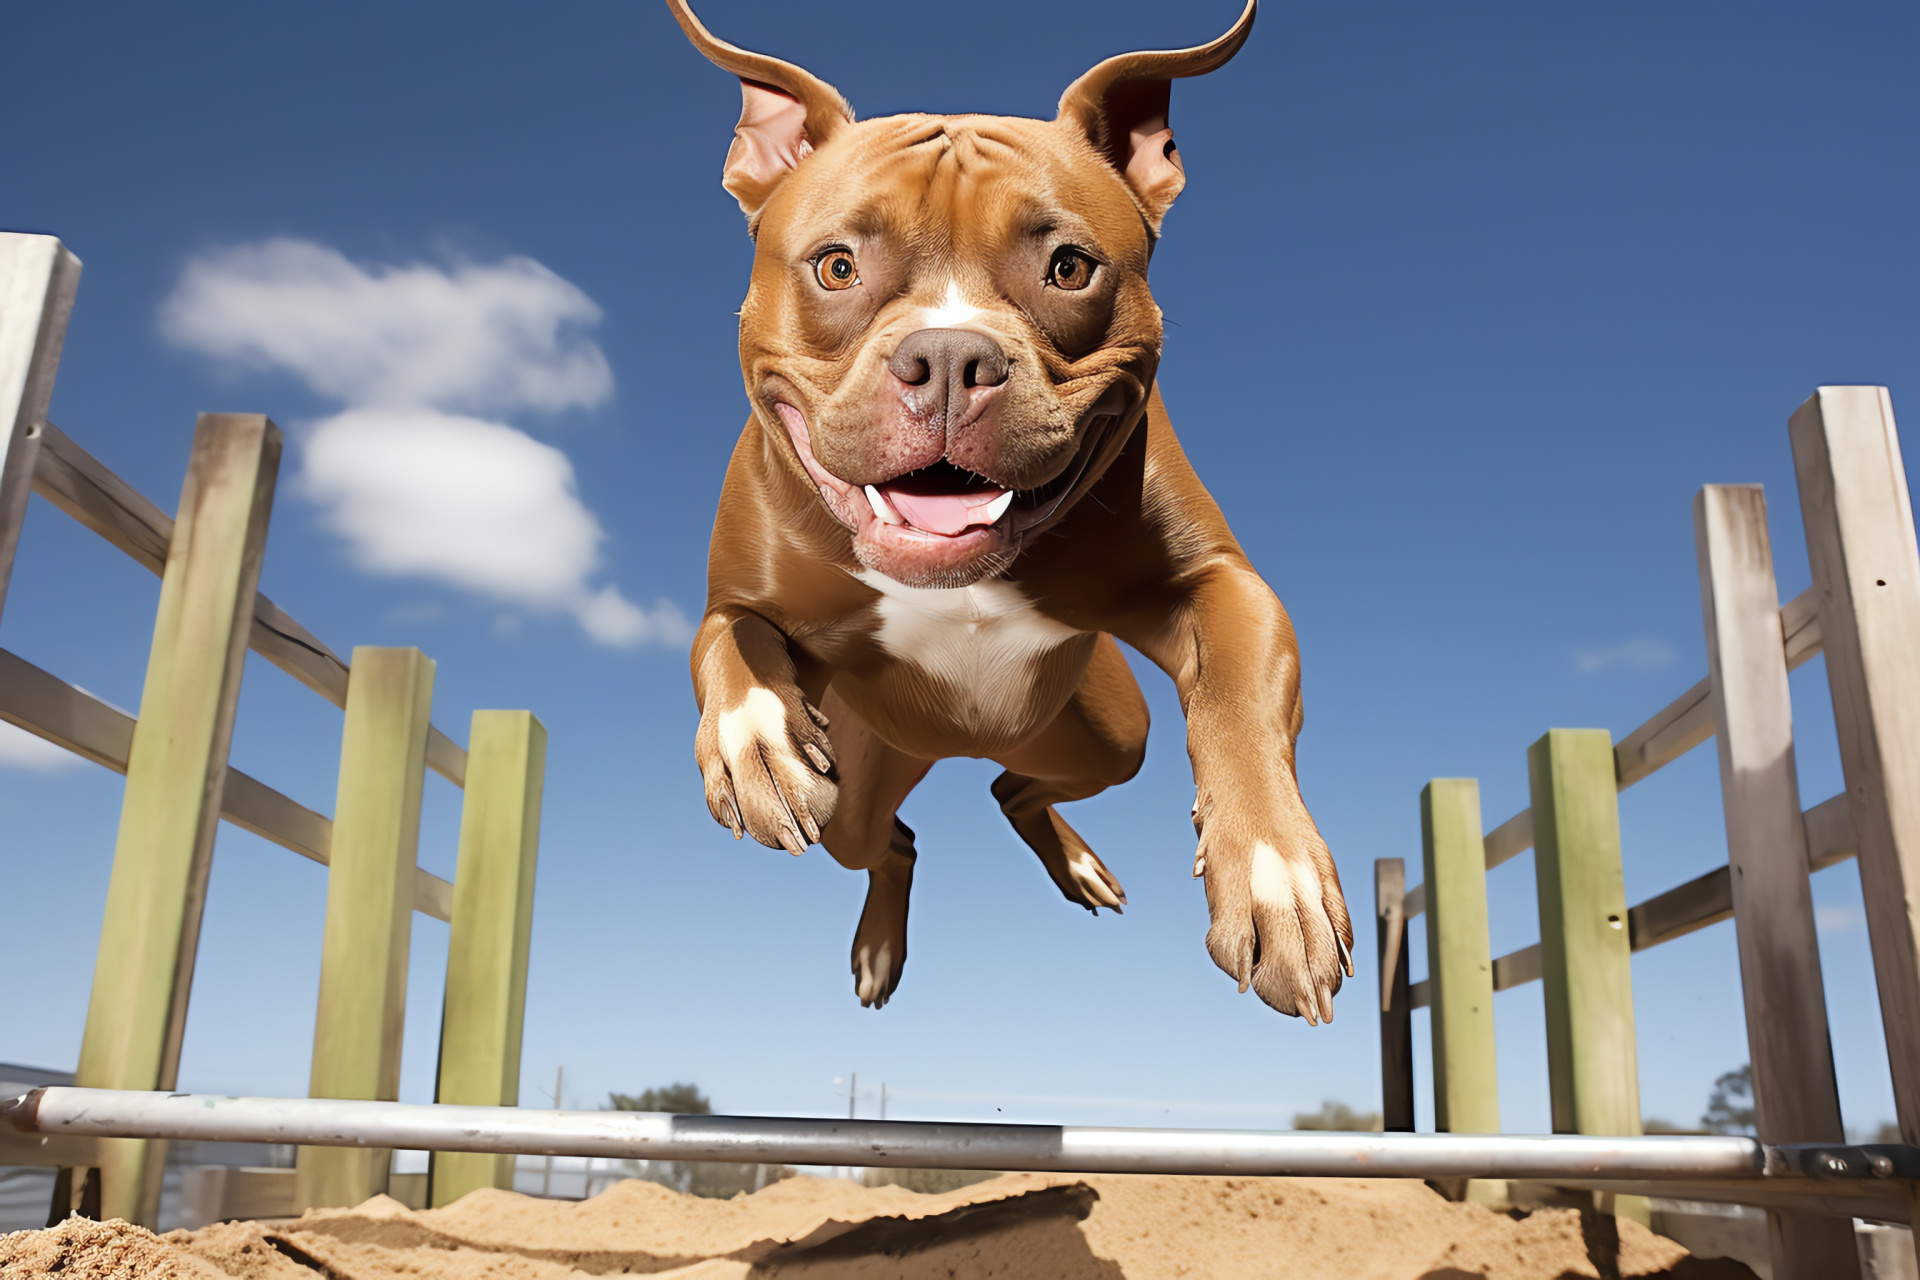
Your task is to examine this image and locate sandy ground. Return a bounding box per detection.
[0,1172,1760,1279]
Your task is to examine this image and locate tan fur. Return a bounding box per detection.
[673,0,1354,1020]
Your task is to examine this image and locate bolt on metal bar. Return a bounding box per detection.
[8,1088,1915,1185]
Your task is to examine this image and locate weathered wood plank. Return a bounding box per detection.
[1374,859,1415,1133]
[1802,793,1858,873]
[32,422,172,574]
[1420,780,1500,1136]
[1530,729,1641,1141]
[1791,387,1920,1155]
[1491,943,1542,991]
[1482,809,1534,871]
[1791,386,1920,1149]
[1695,481,1857,1277]
[1614,679,1713,790]
[0,235,80,629]
[31,420,469,787]
[0,645,452,921]
[430,711,547,1206]
[74,414,281,1227]
[1628,866,1733,952]
[298,647,436,1212]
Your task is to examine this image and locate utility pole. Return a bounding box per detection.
[848,1071,857,1120]
[881,1083,887,1121]
[542,1065,562,1197]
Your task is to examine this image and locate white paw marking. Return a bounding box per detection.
[854,571,1081,737]
[1249,841,1292,909]
[922,279,981,327]
[855,942,893,1004]
[1067,850,1113,901]
[718,687,788,763]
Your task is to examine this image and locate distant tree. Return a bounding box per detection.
[604,1083,788,1198]
[1292,1101,1384,1132]
[1701,1065,1755,1136]
[1642,1118,1706,1135]
[1874,1122,1902,1144]
[609,1083,711,1114]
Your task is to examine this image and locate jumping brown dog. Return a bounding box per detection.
[672,0,1354,1021]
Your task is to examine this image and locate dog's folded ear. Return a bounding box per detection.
[666,0,856,222]
[1056,0,1256,234]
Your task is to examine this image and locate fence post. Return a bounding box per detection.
[1420,781,1500,1130]
[1528,728,1647,1226]
[67,415,281,1226]
[1695,483,1857,1277]
[428,710,547,1208]
[0,233,81,629]
[1790,390,1920,1159]
[297,647,436,1211]
[1375,858,1415,1133]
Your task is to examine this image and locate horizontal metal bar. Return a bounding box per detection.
[0,646,452,922]
[32,420,468,787]
[14,1088,1912,1188]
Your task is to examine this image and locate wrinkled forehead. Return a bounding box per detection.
[754,113,1152,266]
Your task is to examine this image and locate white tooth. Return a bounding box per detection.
[864,484,905,526]
[983,490,1014,524]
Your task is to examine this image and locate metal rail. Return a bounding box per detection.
[7,1089,1916,1188]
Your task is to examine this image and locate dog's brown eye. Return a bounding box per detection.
[1047,248,1096,291]
[816,250,858,291]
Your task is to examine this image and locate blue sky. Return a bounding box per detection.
[3,0,1917,1141]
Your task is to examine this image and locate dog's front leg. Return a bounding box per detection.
[692,606,837,855]
[1129,563,1354,1022]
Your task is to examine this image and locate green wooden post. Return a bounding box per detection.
[70,414,281,1227]
[1529,728,1647,1226]
[428,710,547,1208]
[1529,729,1641,1135]
[1421,779,1500,1134]
[297,647,436,1211]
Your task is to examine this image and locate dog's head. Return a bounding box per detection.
[672,1,1255,588]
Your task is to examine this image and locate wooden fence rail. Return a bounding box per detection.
[0,231,546,1225]
[1377,387,1920,1280]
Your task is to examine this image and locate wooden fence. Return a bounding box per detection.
[1376,386,1920,1278]
[0,232,548,1225]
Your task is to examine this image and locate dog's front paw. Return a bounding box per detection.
[1194,791,1353,1023]
[696,685,837,855]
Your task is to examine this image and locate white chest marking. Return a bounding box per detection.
[922,279,981,328]
[856,572,1081,732]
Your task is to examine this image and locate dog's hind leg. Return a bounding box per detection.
[817,688,932,1008]
[990,634,1149,914]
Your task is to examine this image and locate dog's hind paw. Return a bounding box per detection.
[850,850,913,1009]
[1004,801,1127,915]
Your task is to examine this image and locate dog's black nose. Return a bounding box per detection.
[887,329,1009,428]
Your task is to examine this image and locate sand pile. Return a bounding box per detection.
[0,1173,1758,1279]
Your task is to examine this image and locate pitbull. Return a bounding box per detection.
[671,0,1354,1021]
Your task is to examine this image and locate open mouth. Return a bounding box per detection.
[769,396,1120,584]
[853,421,1116,540]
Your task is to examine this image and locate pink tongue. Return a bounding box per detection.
[884,487,1005,536]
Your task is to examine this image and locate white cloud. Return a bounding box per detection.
[1575,638,1677,674]
[1816,902,1864,933]
[0,721,81,771]
[159,238,612,415]
[303,409,691,648]
[160,238,684,648]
